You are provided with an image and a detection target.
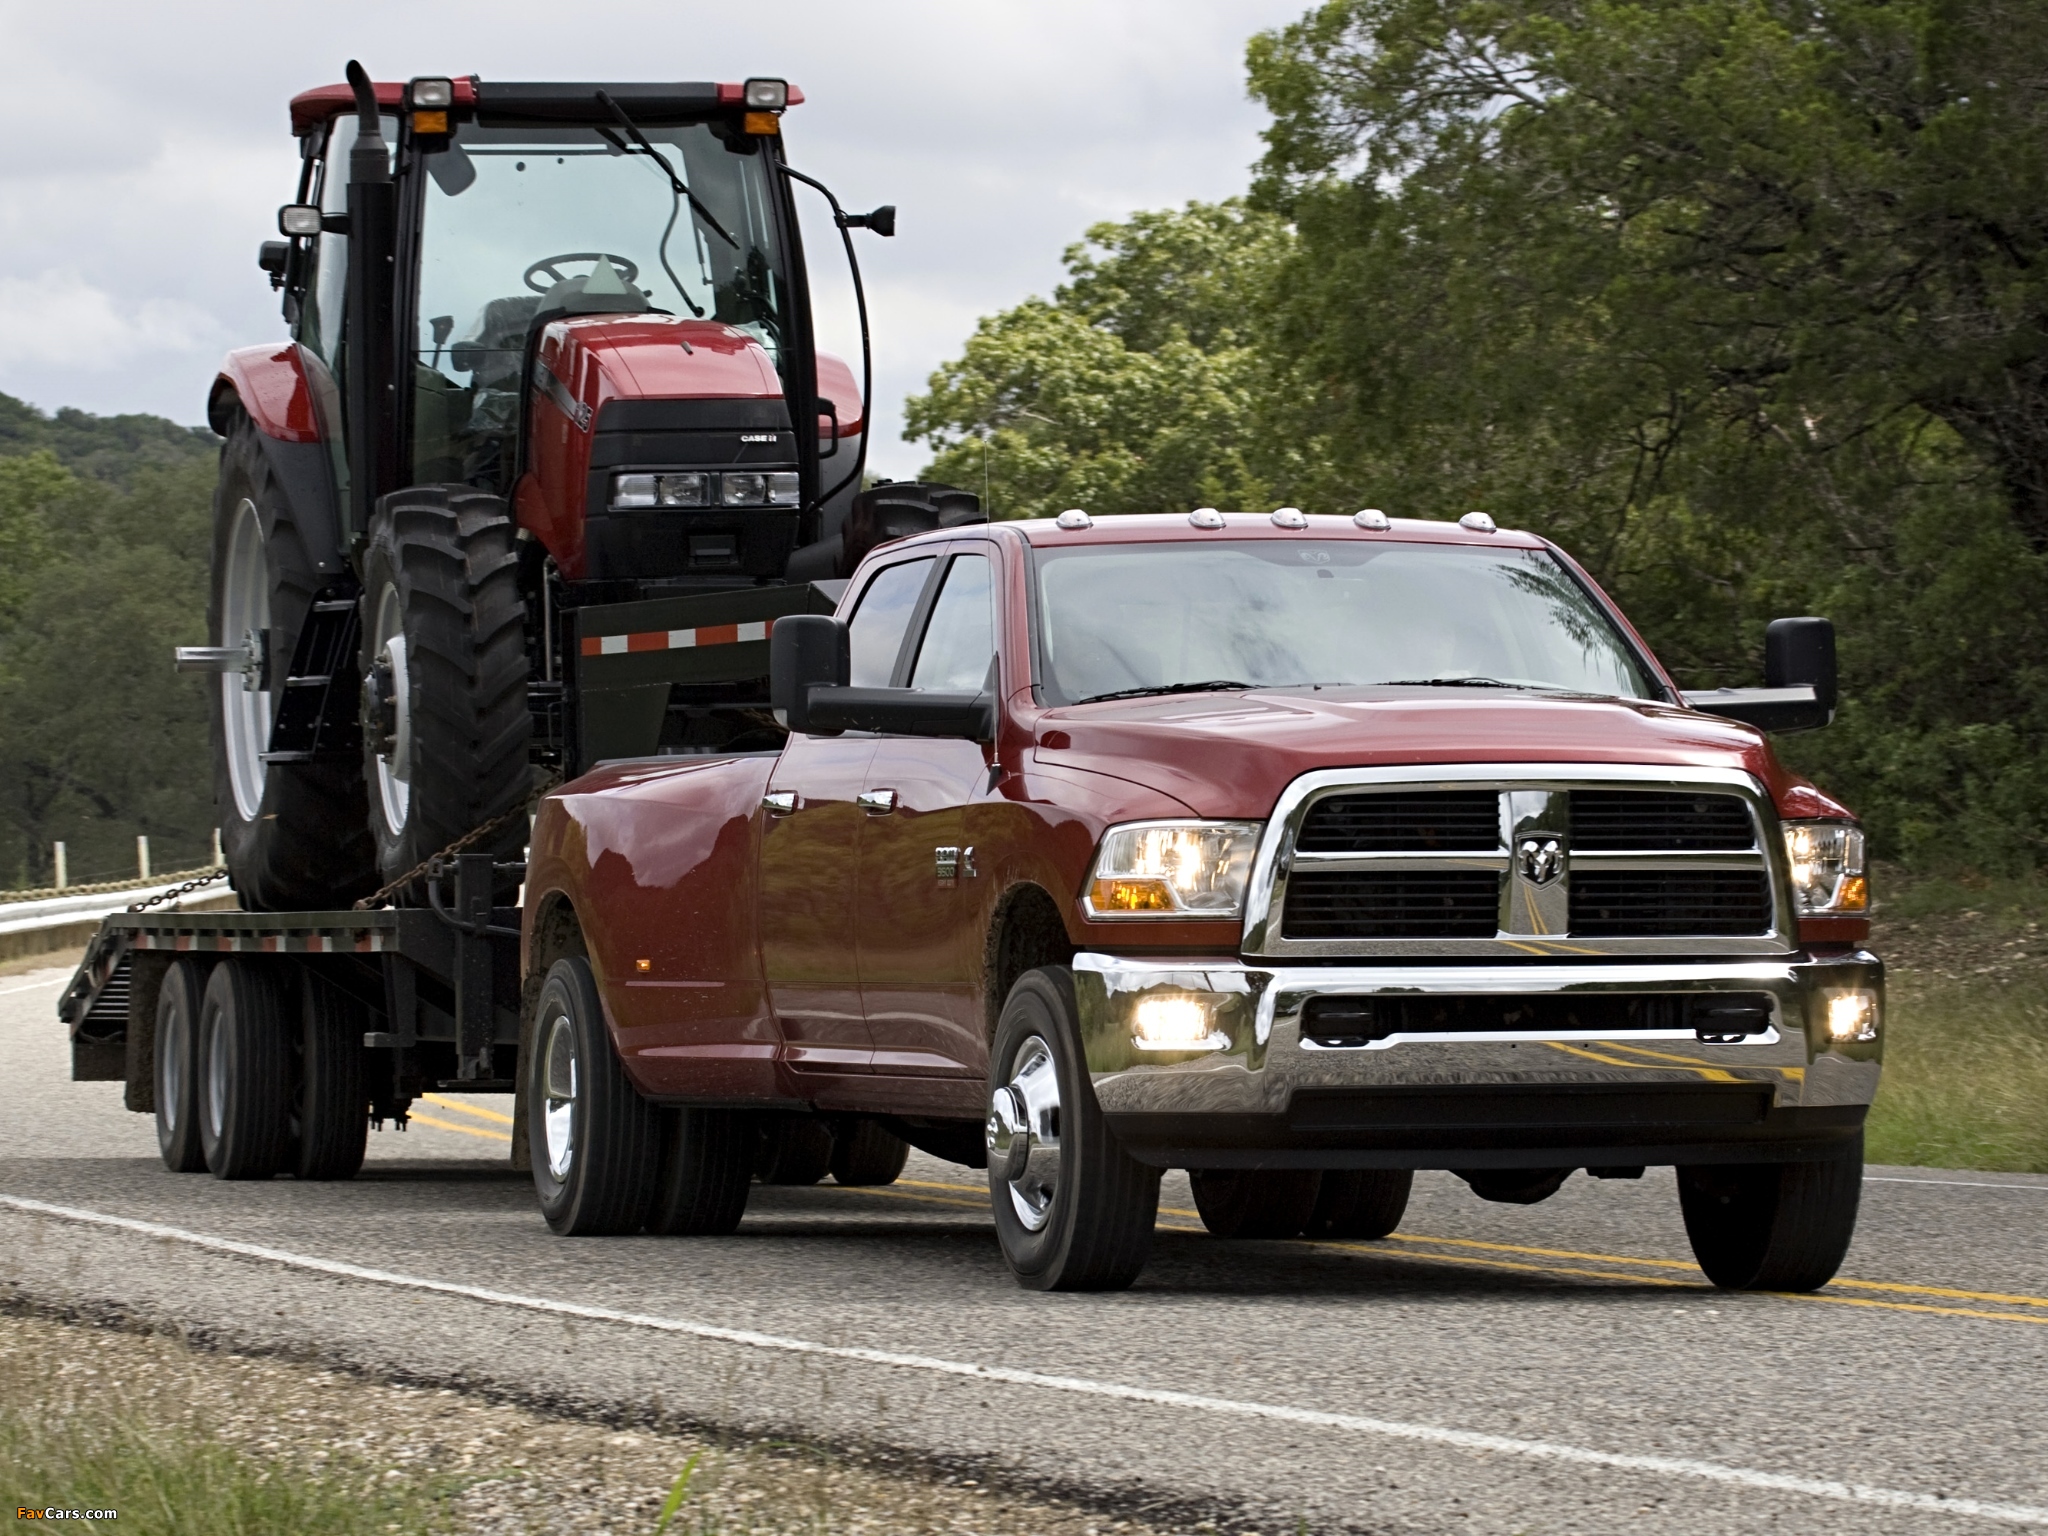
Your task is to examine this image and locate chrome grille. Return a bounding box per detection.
[1249,766,1789,958]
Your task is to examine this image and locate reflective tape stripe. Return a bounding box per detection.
[580,617,777,658]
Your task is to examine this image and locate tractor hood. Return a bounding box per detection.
[1028,687,1853,823]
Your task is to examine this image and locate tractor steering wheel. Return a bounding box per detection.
[523,252,642,292]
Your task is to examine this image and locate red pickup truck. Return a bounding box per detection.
[520,508,1880,1293]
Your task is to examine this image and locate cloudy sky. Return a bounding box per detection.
[0,1,1304,479]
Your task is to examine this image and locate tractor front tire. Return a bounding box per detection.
[359,487,531,886]
[208,409,376,910]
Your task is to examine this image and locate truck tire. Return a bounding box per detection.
[528,957,659,1234]
[294,976,367,1180]
[756,1117,836,1185]
[987,967,1159,1291]
[831,1119,910,1187]
[359,487,531,887]
[1678,1138,1864,1291]
[154,961,209,1173]
[645,1110,755,1235]
[209,410,377,910]
[1190,1170,1323,1239]
[1303,1169,1413,1240]
[198,961,293,1179]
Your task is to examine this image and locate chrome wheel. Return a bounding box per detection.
[990,1034,1062,1232]
[367,585,412,837]
[219,497,271,820]
[541,1010,578,1182]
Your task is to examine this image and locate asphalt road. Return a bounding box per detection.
[8,963,2046,1535]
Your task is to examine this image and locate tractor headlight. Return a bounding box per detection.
[1084,821,1263,919]
[743,78,789,110]
[611,472,710,509]
[1783,821,1868,915]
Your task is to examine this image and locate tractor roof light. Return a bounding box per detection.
[409,77,454,109]
[744,78,788,110]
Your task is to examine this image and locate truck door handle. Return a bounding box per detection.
[762,791,798,815]
[857,788,897,815]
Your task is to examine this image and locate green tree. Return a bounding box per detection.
[905,201,1296,519]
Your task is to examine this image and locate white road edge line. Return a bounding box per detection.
[1867,1177,2048,1193]
[0,976,70,997]
[3,1192,2044,1529]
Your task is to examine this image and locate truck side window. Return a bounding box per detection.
[909,554,994,692]
[846,557,935,686]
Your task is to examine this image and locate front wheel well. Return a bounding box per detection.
[982,883,1075,1041]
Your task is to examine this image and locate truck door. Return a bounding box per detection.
[757,554,934,1072]
[858,547,996,1094]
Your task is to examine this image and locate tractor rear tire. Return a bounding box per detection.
[359,486,531,887]
[208,409,377,910]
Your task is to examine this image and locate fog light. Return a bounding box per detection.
[1131,995,1226,1052]
[1824,990,1879,1043]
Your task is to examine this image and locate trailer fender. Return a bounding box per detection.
[209,345,349,577]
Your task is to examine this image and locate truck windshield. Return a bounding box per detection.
[1033,539,1657,705]
[411,121,789,486]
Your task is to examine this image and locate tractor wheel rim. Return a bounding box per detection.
[1001,1034,1062,1233]
[221,498,271,822]
[371,585,412,837]
[541,1011,578,1182]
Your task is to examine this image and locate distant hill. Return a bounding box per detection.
[0,391,217,487]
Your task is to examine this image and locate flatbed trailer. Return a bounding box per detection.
[61,853,525,1139]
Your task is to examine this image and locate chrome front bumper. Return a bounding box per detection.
[1074,950,1882,1169]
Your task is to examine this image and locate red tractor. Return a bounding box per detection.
[183,64,968,909]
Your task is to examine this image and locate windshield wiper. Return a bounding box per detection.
[593,93,740,251]
[1076,680,1256,705]
[1376,676,1537,689]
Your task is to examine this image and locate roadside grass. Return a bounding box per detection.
[1865,870,2048,1174]
[0,1334,453,1536]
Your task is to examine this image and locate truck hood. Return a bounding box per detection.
[1028,687,1851,821]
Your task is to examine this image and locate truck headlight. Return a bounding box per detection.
[1084,820,1262,919]
[1783,821,1868,914]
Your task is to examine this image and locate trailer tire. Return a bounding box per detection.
[209,410,377,911]
[1190,1170,1323,1239]
[359,487,531,888]
[154,961,209,1173]
[755,1117,835,1185]
[198,961,293,1180]
[527,957,659,1234]
[988,967,1159,1291]
[645,1110,755,1235]
[830,1119,910,1187]
[1678,1136,1864,1291]
[1302,1169,1413,1240]
[295,977,368,1180]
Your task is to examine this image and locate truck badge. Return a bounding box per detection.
[1517,835,1566,886]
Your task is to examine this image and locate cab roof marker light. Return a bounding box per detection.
[1189,507,1225,529]
[1056,509,1093,530]
[1460,511,1498,533]
[1354,508,1391,531]
[1270,506,1308,529]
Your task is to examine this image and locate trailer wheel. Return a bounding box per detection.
[755,1117,836,1185]
[198,961,293,1180]
[294,977,368,1180]
[527,957,659,1234]
[359,487,531,887]
[1302,1170,1413,1240]
[1189,1170,1323,1239]
[154,961,209,1173]
[645,1110,755,1235]
[987,967,1159,1291]
[209,410,377,910]
[1678,1136,1864,1291]
[831,1119,910,1187]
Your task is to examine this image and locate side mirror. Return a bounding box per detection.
[258,240,289,287]
[770,614,849,734]
[842,205,896,237]
[1682,615,1837,733]
[805,688,994,742]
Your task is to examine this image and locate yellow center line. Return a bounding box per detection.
[408,1111,511,1143]
[1782,1292,2048,1327]
[419,1093,516,1127]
